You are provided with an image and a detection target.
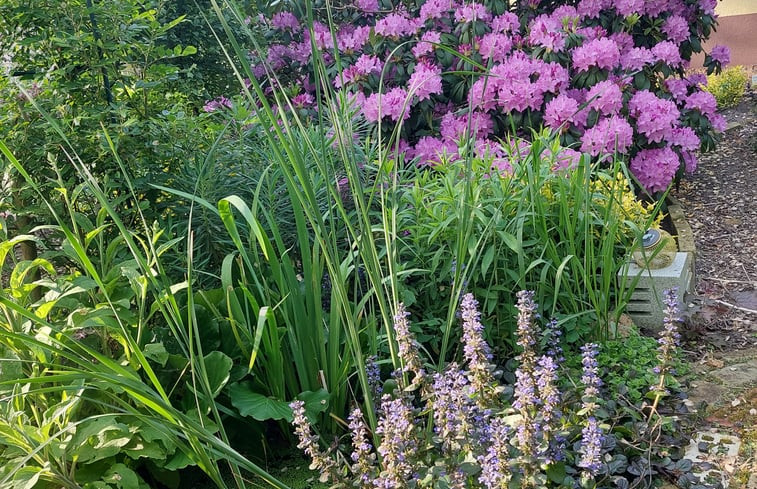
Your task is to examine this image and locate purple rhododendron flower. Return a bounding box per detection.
[651,41,683,67]
[490,12,519,33]
[629,90,679,143]
[271,11,300,31]
[544,93,579,130]
[407,61,443,102]
[529,15,566,52]
[412,31,442,58]
[203,96,232,112]
[571,38,620,72]
[375,13,418,38]
[412,136,458,166]
[710,45,731,65]
[614,0,644,16]
[621,47,653,71]
[420,0,454,22]
[670,126,701,152]
[631,146,681,192]
[663,15,690,43]
[354,0,379,13]
[577,0,611,19]
[580,116,633,156]
[480,32,513,63]
[585,80,622,115]
[665,78,690,101]
[685,91,717,117]
[454,3,491,23]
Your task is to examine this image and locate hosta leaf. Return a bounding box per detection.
[228,382,292,422]
[202,351,233,398]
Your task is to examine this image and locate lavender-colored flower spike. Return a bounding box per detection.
[515,290,539,368]
[348,407,376,488]
[375,394,418,487]
[544,318,565,364]
[578,416,604,477]
[536,354,561,430]
[289,400,337,483]
[651,288,682,396]
[393,303,425,387]
[365,355,383,404]
[580,343,602,402]
[478,417,512,489]
[460,293,495,396]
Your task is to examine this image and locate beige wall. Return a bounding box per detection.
[716,0,757,17]
[693,2,757,72]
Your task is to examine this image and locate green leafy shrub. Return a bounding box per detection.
[396,132,662,353]
[704,66,749,109]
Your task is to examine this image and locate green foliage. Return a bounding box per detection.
[397,134,662,353]
[0,137,291,488]
[704,66,749,109]
[566,328,685,404]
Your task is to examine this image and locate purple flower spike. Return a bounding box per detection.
[375,394,418,487]
[478,417,512,489]
[348,407,375,487]
[460,293,494,396]
[289,400,336,483]
[393,303,424,386]
[578,416,604,477]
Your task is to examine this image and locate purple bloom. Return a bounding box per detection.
[652,41,683,67]
[460,293,495,396]
[478,417,512,488]
[374,13,418,39]
[585,80,622,115]
[407,61,443,102]
[271,11,300,31]
[412,31,441,58]
[652,288,682,393]
[578,416,604,477]
[685,90,717,118]
[290,400,337,482]
[431,364,480,452]
[670,126,701,152]
[577,0,611,19]
[630,146,681,192]
[528,14,566,52]
[571,38,620,72]
[203,96,232,113]
[375,394,418,487]
[580,116,633,156]
[629,90,680,143]
[665,78,690,101]
[663,15,690,43]
[454,3,491,23]
[621,47,654,71]
[392,303,424,385]
[614,0,644,16]
[544,94,579,130]
[479,32,513,63]
[348,407,376,487]
[580,343,602,402]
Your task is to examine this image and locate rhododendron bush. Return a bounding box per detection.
[243,0,729,192]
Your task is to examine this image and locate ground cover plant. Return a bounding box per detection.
[290,290,703,488]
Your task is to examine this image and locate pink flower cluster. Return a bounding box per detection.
[246,0,726,192]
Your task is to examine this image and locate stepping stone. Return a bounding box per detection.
[708,362,757,389]
[684,430,741,487]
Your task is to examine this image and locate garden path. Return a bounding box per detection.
[671,89,757,488]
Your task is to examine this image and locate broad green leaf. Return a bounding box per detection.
[103,463,140,489]
[203,351,233,398]
[298,389,330,419]
[228,382,292,422]
[143,343,169,367]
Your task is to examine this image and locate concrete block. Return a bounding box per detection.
[620,252,693,330]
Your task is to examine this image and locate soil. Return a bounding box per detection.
[673,89,757,351]
[672,89,757,488]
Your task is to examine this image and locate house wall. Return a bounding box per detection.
[697,0,757,73]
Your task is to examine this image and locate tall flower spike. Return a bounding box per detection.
[289,400,337,483]
[393,303,424,387]
[515,290,539,369]
[348,407,376,489]
[460,293,495,397]
[478,417,513,489]
[375,394,418,488]
[651,288,682,396]
[578,416,604,478]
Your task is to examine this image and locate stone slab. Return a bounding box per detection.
[684,430,741,488]
[708,363,757,389]
[620,252,694,330]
